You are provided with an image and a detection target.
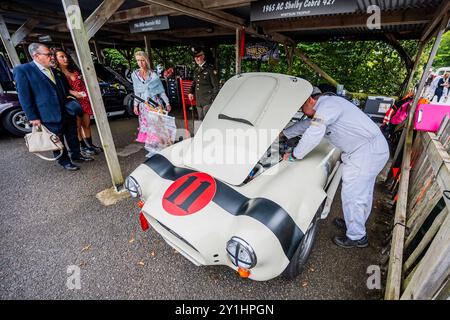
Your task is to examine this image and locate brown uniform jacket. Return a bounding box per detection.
[190,63,219,107]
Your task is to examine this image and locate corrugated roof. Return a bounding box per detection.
[0,0,447,47]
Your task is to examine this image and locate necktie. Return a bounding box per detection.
[44,68,55,84]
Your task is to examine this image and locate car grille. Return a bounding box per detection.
[156,219,199,253]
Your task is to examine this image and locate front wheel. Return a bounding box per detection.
[124,93,136,117]
[282,202,324,279]
[2,108,32,136]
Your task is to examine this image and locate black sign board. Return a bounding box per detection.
[129,16,170,33]
[251,0,360,22]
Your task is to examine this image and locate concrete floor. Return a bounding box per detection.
[0,116,391,300]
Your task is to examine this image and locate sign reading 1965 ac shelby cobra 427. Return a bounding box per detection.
[125,73,343,281]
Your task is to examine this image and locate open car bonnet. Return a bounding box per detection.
[183,73,313,185]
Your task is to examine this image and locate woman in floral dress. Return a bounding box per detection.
[131,51,171,150]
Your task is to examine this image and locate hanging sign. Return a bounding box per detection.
[244,43,279,61]
[250,0,359,21]
[129,16,170,33]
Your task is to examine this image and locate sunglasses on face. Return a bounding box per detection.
[37,52,53,57]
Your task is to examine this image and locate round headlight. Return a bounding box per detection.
[124,176,142,198]
[226,237,257,269]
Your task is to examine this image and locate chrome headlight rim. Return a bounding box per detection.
[226,236,257,269]
[124,175,142,198]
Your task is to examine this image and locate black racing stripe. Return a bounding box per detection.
[144,154,304,259]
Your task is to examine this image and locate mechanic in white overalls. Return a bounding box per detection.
[281,87,389,248]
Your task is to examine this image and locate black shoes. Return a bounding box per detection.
[80,139,96,156]
[332,218,368,248]
[62,163,80,171]
[333,218,347,231]
[333,235,369,248]
[84,137,103,154]
[72,155,94,162]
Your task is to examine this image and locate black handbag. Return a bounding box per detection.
[65,98,83,116]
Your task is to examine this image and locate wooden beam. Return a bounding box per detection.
[201,0,253,10]
[109,5,179,24]
[0,15,20,67]
[144,34,154,69]
[84,0,126,39]
[109,32,191,45]
[293,47,338,87]
[62,0,124,190]
[92,39,104,64]
[420,0,450,42]
[11,18,38,46]
[259,8,435,33]
[0,3,66,23]
[384,17,448,301]
[401,207,450,299]
[235,27,241,74]
[383,34,413,71]
[50,1,128,38]
[175,0,246,25]
[403,208,448,274]
[138,0,240,29]
[401,40,426,96]
[109,0,253,23]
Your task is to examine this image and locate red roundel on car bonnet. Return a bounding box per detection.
[162,172,216,216]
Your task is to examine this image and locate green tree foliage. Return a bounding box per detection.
[433,31,450,68]
[101,39,440,97]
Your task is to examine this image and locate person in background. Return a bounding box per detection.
[433,72,449,103]
[188,48,219,120]
[131,51,171,145]
[53,49,102,155]
[281,87,389,248]
[13,43,93,171]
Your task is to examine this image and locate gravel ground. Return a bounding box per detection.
[0,116,390,300]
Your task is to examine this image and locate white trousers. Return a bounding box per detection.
[341,135,389,240]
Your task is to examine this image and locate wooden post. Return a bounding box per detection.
[85,0,125,40]
[144,34,154,69]
[22,44,31,62]
[384,17,448,300]
[213,45,219,71]
[11,18,39,47]
[286,45,295,75]
[402,41,426,97]
[62,0,124,190]
[401,208,450,299]
[293,47,338,87]
[0,15,21,67]
[235,27,241,74]
[93,39,104,64]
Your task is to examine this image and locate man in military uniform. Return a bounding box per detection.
[188,48,219,120]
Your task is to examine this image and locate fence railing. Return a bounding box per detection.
[385,116,450,299]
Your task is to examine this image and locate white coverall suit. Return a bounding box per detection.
[283,95,390,240]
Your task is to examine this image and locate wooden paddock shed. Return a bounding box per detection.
[0,2,449,300]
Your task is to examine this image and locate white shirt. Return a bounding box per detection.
[33,60,54,82]
[283,95,384,159]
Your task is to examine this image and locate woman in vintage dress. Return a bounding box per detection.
[131,51,171,150]
[54,49,102,155]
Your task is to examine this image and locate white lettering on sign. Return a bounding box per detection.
[134,19,162,29]
[261,0,338,14]
[285,1,304,10]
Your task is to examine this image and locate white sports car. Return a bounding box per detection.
[125,73,342,281]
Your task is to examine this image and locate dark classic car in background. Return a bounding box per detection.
[0,57,135,137]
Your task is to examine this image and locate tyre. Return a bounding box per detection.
[1,108,32,136]
[124,93,136,117]
[282,202,324,279]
